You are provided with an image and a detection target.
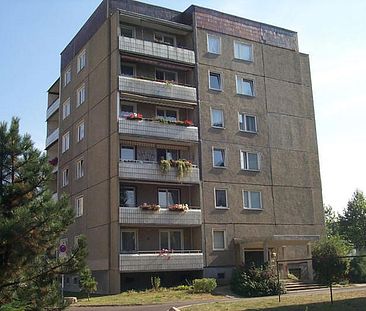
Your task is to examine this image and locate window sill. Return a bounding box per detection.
[213,166,227,169]
[209,88,223,92]
[239,129,258,134]
[211,126,225,129]
[241,168,260,172]
[207,51,221,55]
[243,207,263,211]
[233,57,253,63]
[236,93,255,98]
[215,206,229,210]
[213,248,227,251]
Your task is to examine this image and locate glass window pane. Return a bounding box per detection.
[121,146,135,160]
[209,73,221,90]
[165,110,177,121]
[158,190,167,207]
[121,65,134,76]
[212,109,223,127]
[121,27,134,38]
[213,149,225,167]
[167,189,179,205]
[247,153,259,170]
[165,71,176,82]
[208,35,220,54]
[120,104,134,117]
[156,70,164,81]
[239,114,245,131]
[160,232,169,249]
[215,190,227,207]
[246,116,256,132]
[166,149,179,160]
[170,231,182,250]
[213,231,224,249]
[243,191,249,208]
[121,232,136,252]
[120,187,135,207]
[235,42,252,61]
[251,192,261,209]
[157,109,165,118]
[164,36,175,46]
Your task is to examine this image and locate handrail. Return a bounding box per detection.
[120,159,198,168]
[120,117,197,128]
[120,74,195,88]
[121,250,203,255]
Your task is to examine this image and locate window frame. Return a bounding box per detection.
[155,68,178,83]
[121,62,136,77]
[120,25,136,38]
[119,102,137,118]
[77,49,86,73]
[240,151,260,171]
[153,32,176,46]
[159,229,184,250]
[238,113,258,133]
[212,147,227,168]
[208,71,222,91]
[156,106,179,122]
[120,229,138,253]
[75,158,84,179]
[61,131,70,153]
[120,145,136,161]
[207,34,221,54]
[158,188,181,208]
[210,108,224,129]
[120,185,136,207]
[235,76,255,97]
[233,41,253,62]
[212,229,227,251]
[76,120,85,142]
[62,98,71,120]
[243,190,263,210]
[214,188,228,209]
[62,168,69,187]
[75,196,83,217]
[76,83,86,107]
[64,66,71,87]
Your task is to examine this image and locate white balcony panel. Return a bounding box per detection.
[119,76,197,102]
[45,128,59,149]
[119,119,198,142]
[119,207,201,226]
[119,36,195,64]
[119,161,200,184]
[119,252,203,272]
[46,98,60,120]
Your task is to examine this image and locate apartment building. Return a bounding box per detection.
[45,0,324,294]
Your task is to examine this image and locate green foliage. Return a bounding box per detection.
[192,278,217,293]
[80,267,98,300]
[324,205,339,237]
[150,276,161,291]
[339,190,366,249]
[312,236,352,286]
[231,264,284,297]
[171,285,193,291]
[349,253,366,283]
[287,273,299,281]
[0,118,88,309]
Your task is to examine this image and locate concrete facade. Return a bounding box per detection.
[45,0,324,293]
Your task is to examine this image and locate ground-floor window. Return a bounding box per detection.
[244,249,264,267]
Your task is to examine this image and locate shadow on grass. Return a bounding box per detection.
[245,297,366,311]
[63,291,103,299]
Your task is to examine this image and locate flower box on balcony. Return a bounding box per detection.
[127,113,143,120]
[139,203,160,211]
[168,204,189,212]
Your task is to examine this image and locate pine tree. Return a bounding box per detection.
[0,118,88,309]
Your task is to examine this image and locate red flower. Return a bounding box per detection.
[184,120,193,126]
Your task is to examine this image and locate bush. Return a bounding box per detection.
[172,285,193,291]
[192,278,217,293]
[349,255,366,283]
[231,264,285,297]
[151,276,161,291]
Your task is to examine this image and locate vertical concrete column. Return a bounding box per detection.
[306,243,314,281]
[282,246,288,278]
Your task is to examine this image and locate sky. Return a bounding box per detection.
[0,0,365,213]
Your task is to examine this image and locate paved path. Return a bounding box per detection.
[68,284,366,311]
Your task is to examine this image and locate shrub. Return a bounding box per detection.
[231,264,285,297]
[151,276,161,291]
[172,285,193,291]
[349,254,366,283]
[192,278,217,293]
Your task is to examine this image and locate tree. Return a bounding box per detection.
[339,190,366,250]
[312,236,352,303]
[0,118,88,309]
[79,267,98,300]
[324,205,339,237]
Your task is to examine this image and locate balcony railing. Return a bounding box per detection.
[118,118,198,142]
[46,98,60,120]
[119,160,200,184]
[119,36,195,64]
[119,251,203,272]
[45,128,59,149]
[119,76,197,102]
[119,207,201,226]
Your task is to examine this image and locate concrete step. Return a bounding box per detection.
[284,281,327,292]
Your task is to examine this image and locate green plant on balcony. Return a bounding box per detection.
[175,159,193,178]
[159,159,171,174]
[139,203,160,211]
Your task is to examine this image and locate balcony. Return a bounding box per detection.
[45,128,59,149]
[119,118,198,142]
[119,251,203,272]
[119,76,197,102]
[119,160,200,184]
[119,207,201,226]
[119,36,195,64]
[46,98,60,120]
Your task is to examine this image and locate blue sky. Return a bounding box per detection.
[1,0,365,213]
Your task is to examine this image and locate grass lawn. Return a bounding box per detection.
[182,290,366,311]
[70,288,223,306]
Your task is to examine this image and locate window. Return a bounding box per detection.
[213,230,226,250]
[209,72,222,91]
[236,76,254,96]
[156,108,178,122]
[75,196,83,217]
[120,103,136,118]
[77,49,86,73]
[213,148,226,167]
[158,189,180,208]
[120,25,135,38]
[156,69,177,82]
[121,230,137,252]
[234,41,253,61]
[77,121,85,142]
[239,113,257,133]
[243,191,262,210]
[207,34,221,54]
[240,151,260,171]
[211,108,224,128]
[215,189,228,209]
[120,145,135,161]
[244,250,264,267]
[157,148,179,161]
[159,230,183,250]
[61,132,70,153]
[76,158,84,179]
[62,168,69,187]
[76,84,86,106]
[62,98,71,119]
[121,63,135,76]
[120,185,136,207]
[64,67,71,87]
[154,32,175,46]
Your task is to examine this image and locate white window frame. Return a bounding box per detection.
[62,168,69,187]
[76,158,84,179]
[212,147,226,168]
[238,113,257,133]
[119,102,137,118]
[120,185,136,207]
[212,229,227,251]
[234,41,253,62]
[210,108,224,129]
[156,106,179,121]
[236,75,254,97]
[121,62,136,77]
[77,120,85,142]
[243,190,263,210]
[158,188,181,208]
[64,66,71,87]
[214,188,228,209]
[154,32,176,46]
[120,145,136,161]
[61,131,70,153]
[155,68,178,82]
[120,229,138,252]
[120,25,136,38]
[62,98,71,120]
[77,49,86,73]
[75,196,83,217]
[76,83,86,107]
[208,71,222,91]
[207,34,221,54]
[240,151,260,171]
[159,229,184,250]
